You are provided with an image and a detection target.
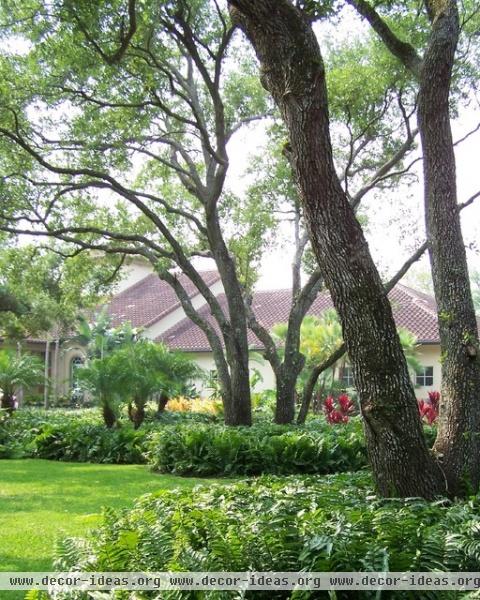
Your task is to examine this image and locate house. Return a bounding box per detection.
[8,258,444,403]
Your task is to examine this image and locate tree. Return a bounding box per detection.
[0,286,28,316]
[0,0,278,426]
[0,243,124,340]
[273,309,421,424]
[0,349,44,413]
[244,88,418,424]
[75,355,122,428]
[228,0,446,498]
[345,0,480,496]
[72,310,140,360]
[150,346,202,415]
[272,309,343,418]
[0,0,459,431]
[72,311,141,427]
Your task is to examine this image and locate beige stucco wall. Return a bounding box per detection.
[11,335,442,402]
[55,342,87,397]
[186,344,442,399]
[114,257,155,294]
[186,351,276,397]
[12,340,441,403]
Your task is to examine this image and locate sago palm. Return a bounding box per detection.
[0,350,44,412]
[111,340,201,428]
[75,356,122,428]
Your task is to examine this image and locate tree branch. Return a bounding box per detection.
[346,0,423,77]
[69,0,137,65]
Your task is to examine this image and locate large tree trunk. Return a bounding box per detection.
[417,1,480,496]
[226,358,252,425]
[207,215,252,426]
[275,361,303,424]
[229,0,446,498]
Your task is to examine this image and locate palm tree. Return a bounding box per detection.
[274,311,422,422]
[75,356,122,428]
[0,350,44,413]
[111,340,201,428]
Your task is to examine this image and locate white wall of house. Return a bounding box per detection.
[54,341,443,401]
[186,344,442,399]
[114,257,155,294]
[413,344,442,399]
[186,351,277,397]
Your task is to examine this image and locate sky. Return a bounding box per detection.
[222,8,480,293]
[221,106,480,292]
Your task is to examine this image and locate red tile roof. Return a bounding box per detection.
[158,284,442,352]
[105,270,221,329]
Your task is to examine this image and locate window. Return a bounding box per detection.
[416,366,434,387]
[339,365,354,387]
[70,356,84,388]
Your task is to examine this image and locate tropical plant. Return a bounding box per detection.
[0,244,123,341]
[75,355,122,428]
[72,310,140,360]
[272,309,344,410]
[110,340,201,429]
[323,393,355,425]
[53,472,480,597]
[0,350,44,413]
[146,418,368,476]
[419,391,440,425]
[398,327,422,376]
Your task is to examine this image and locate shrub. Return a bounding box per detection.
[33,422,148,464]
[1,409,438,473]
[146,418,369,476]
[0,409,148,463]
[51,472,480,599]
[0,408,90,458]
[167,396,222,416]
[0,407,219,462]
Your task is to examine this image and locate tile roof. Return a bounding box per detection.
[105,270,221,329]
[158,283,442,352]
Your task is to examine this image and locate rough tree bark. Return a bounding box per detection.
[418,0,480,495]
[349,0,480,495]
[206,216,252,426]
[229,0,446,498]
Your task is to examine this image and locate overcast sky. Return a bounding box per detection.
[223,9,480,293]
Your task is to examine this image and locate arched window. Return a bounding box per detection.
[70,356,84,388]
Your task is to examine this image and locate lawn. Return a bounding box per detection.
[0,459,231,599]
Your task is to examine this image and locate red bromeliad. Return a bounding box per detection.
[418,392,440,425]
[323,394,354,425]
[428,391,440,413]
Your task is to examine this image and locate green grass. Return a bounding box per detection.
[0,459,232,599]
